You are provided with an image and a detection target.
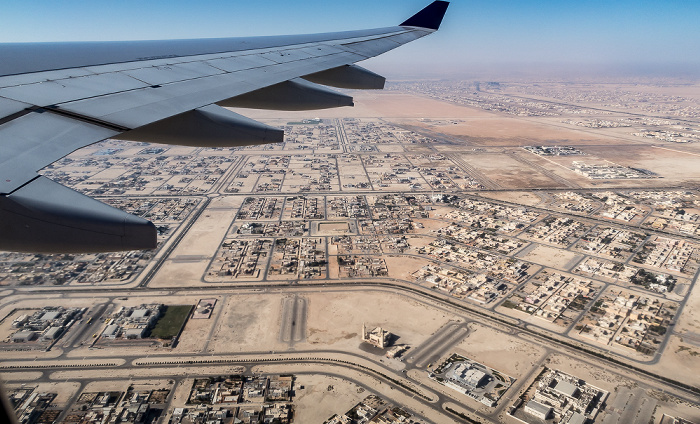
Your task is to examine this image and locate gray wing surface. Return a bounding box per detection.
[0,1,449,253]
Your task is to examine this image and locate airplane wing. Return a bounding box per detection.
[0,1,449,253]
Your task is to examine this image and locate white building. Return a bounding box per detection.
[11,330,36,343]
[125,327,147,339]
[41,326,63,341]
[524,400,552,420]
[553,379,579,398]
[447,363,488,389]
[103,324,120,339]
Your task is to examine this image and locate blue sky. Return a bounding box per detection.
[1,0,698,77]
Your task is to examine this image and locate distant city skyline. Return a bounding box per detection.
[1,0,698,78]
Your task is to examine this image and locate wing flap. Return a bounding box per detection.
[0,111,118,194]
[341,31,430,58]
[0,72,149,107]
[259,49,315,64]
[342,37,403,58]
[205,55,277,72]
[297,44,347,57]
[121,62,225,86]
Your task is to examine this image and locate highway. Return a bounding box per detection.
[3,149,700,422]
[3,276,699,423]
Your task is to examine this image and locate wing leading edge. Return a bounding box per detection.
[0,1,449,253]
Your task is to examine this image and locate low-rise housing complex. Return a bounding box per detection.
[501,271,600,327]
[576,289,677,355]
[324,395,425,424]
[176,375,294,424]
[510,368,608,424]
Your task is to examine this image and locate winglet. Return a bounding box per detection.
[400,1,449,30]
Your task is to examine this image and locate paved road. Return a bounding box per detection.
[5,183,700,421]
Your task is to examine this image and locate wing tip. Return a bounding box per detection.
[400,1,449,30]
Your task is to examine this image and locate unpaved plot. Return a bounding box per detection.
[305,291,451,355]
[650,275,700,388]
[208,294,282,353]
[452,323,545,378]
[519,245,583,270]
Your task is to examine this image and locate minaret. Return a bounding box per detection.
[362,322,366,341]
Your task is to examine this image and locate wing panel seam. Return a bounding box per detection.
[0,108,34,126]
[44,107,131,132]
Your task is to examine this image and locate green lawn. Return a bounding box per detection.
[150,305,192,339]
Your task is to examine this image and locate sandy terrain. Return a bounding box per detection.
[1,371,43,382]
[230,91,495,121]
[650,276,700,388]
[228,90,700,191]
[377,144,406,153]
[175,298,221,353]
[452,323,546,378]
[318,222,351,233]
[168,378,195,409]
[50,365,243,381]
[518,245,582,270]
[384,255,431,281]
[457,153,562,189]
[587,144,700,184]
[150,196,243,288]
[478,191,545,206]
[260,369,365,423]
[232,91,634,151]
[5,382,81,405]
[424,116,609,146]
[545,354,637,394]
[208,294,283,353]
[424,205,456,219]
[404,234,439,249]
[304,291,452,354]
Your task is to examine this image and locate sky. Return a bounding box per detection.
[1,0,699,78]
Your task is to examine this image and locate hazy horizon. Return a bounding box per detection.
[1,0,699,80]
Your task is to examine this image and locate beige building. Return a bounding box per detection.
[362,323,391,349]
